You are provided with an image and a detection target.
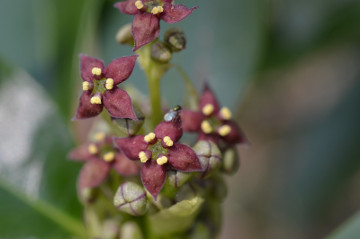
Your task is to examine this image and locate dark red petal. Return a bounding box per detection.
[78,159,111,191]
[199,84,220,115]
[167,143,203,172]
[103,88,137,120]
[221,121,248,145]
[162,3,197,24]
[113,153,140,176]
[141,160,166,199]
[198,133,220,145]
[114,0,139,15]
[113,135,148,160]
[68,144,93,161]
[79,54,105,82]
[73,92,103,120]
[154,120,183,143]
[180,110,203,132]
[132,13,160,51]
[105,55,138,85]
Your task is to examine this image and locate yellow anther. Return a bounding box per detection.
[144,132,156,143]
[218,125,231,137]
[139,151,148,163]
[82,82,89,91]
[156,156,168,165]
[202,104,214,116]
[88,144,98,154]
[163,136,173,147]
[90,96,102,104]
[91,67,102,76]
[201,120,212,134]
[94,132,106,141]
[220,107,232,120]
[105,78,114,89]
[103,152,115,162]
[134,0,144,9]
[151,6,164,15]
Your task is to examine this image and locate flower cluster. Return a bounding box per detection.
[68,2,248,238]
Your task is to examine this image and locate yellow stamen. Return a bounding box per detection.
[151,6,164,15]
[156,156,168,165]
[82,82,90,91]
[134,0,144,9]
[88,144,98,154]
[103,152,115,162]
[144,132,156,143]
[201,120,212,134]
[218,125,231,137]
[105,78,114,90]
[94,132,106,141]
[202,104,214,116]
[163,136,173,147]
[139,151,148,163]
[220,107,232,120]
[90,96,102,104]
[91,67,102,76]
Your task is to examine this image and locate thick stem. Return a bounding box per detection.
[146,68,162,127]
[137,42,170,129]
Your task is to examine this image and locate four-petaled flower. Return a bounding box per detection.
[73,54,138,120]
[114,108,202,199]
[68,133,140,194]
[115,0,197,51]
[181,84,247,145]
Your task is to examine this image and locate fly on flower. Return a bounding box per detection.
[113,106,203,199]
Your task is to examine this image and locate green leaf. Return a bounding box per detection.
[0,69,86,238]
[326,212,360,239]
[147,196,204,237]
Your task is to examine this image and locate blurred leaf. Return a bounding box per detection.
[0,68,85,237]
[147,196,204,237]
[327,212,360,239]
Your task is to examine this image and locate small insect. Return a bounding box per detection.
[164,105,182,122]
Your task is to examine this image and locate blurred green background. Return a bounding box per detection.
[1,0,360,238]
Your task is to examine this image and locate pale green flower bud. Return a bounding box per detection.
[222,147,240,175]
[193,140,222,178]
[164,27,186,52]
[175,183,197,202]
[113,182,148,216]
[166,170,192,188]
[115,23,133,45]
[111,106,144,136]
[151,41,172,63]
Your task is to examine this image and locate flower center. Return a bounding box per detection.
[148,139,168,160]
[135,0,164,15]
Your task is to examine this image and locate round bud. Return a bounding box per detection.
[222,147,240,175]
[193,140,222,178]
[166,170,192,188]
[113,182,148,216]
[164,27,186,52]
[115,23,134,45]
[112,106,144,136]
[151,41,172,63]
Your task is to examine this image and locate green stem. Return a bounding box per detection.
[137,42,170,128]
[175,65,199,110]
[0,179,87,238]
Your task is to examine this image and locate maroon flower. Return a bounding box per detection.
[73,54,138,120]
[115,0,197,51]
[68,133,140,193]
[181,84,247,145]
[114,109,202,199]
